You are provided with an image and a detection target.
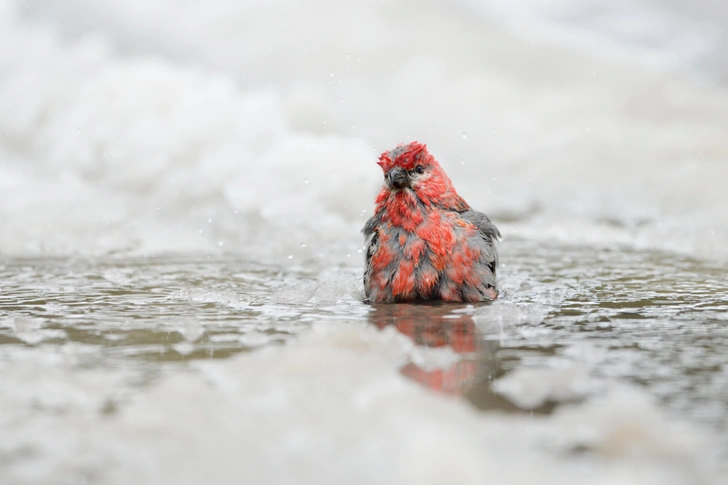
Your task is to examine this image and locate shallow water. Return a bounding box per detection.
[2,239,727,483]
[3,240,727,421]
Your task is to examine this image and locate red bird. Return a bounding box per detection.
[363,142,500,302]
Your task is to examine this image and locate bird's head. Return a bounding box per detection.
[377,141,459,207]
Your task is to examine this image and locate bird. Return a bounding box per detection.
[362,141,500,303]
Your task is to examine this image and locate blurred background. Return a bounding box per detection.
[1,1,728,484]
[1,0,727,264]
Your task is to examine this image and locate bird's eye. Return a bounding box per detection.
[415,166,424,174]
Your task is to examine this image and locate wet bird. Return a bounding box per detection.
[363,142,500,302]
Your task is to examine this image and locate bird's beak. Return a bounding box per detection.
[387,167,410,190]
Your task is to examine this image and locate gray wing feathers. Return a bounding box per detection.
[460,209,499,275]
[362,216,380,296]
[460,210,501,241]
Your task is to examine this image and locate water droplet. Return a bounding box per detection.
[492,129,497,133]
[198,229,203,234]
[346,254,351,258]
[357,248,362,253]
[461,132,467,139]
[300,242,306,248]
[208,218,212,224]
[303,178,309,184]
[77,127,82,132]
[218,241,224,247]
[287,254,293,259]
[461,159,465,165]
[339,98,344,103]
[329,71,335,78]
[156,206,162,211]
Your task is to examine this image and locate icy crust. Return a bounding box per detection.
[2,1,728,262]
[0,4,379,259]
[1,324,724,485]
[493,366,607,408]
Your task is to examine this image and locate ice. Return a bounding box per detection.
[493,366,607,408]
[0,346,129,415]
[2,317,64,345]
[171,342,195,356]
[0,3,379,258]
[546,385,711,467]
[459,0,719,73]
[180,321,204,342]
[2,323,722,485]
[1,0,728,262]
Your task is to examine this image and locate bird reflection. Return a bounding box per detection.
[367,303,502,399]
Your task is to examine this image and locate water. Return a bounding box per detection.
[2,240,727,483]
[2,0,728,483]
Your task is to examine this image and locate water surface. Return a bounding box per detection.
[2,239,726,483]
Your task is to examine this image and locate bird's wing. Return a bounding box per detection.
[361,216,381,290]
[459,209,501,242]
[459,209,500,276]
[362,215,379,238]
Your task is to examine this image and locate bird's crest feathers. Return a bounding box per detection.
[377,141,432,173]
